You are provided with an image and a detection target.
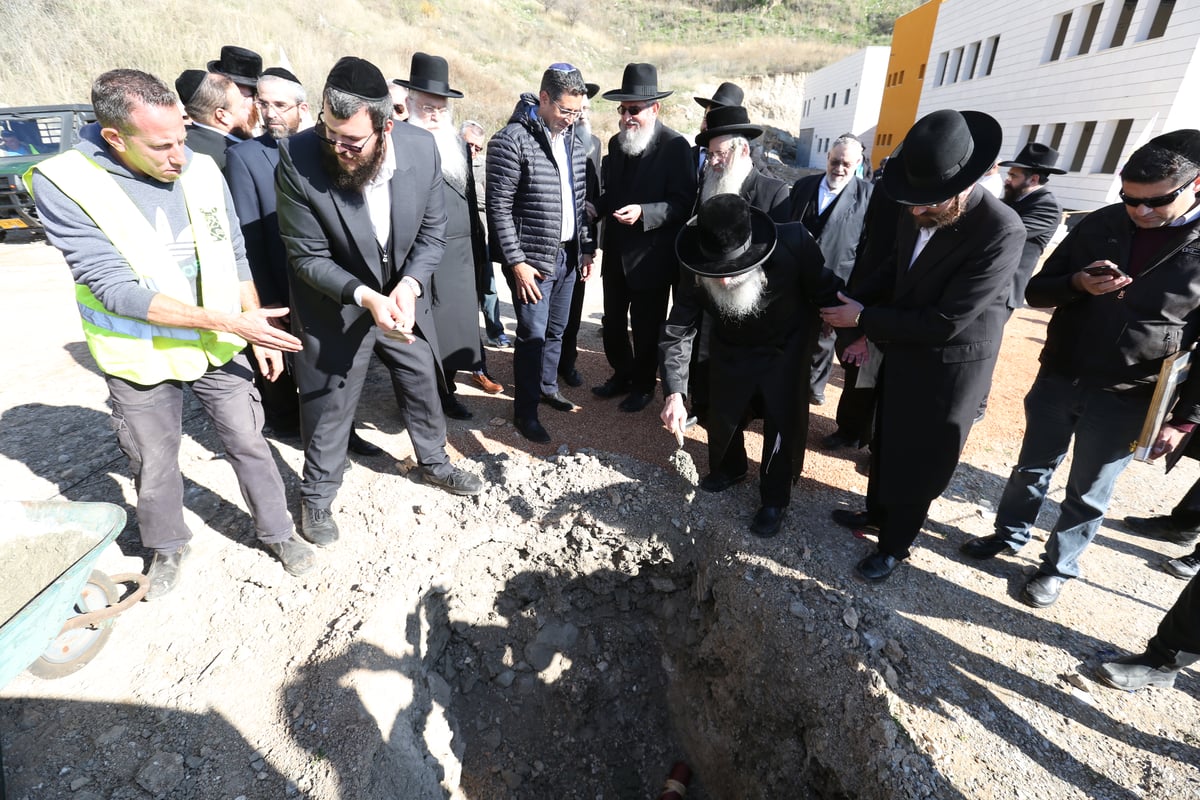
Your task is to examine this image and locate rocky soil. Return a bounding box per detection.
[1,240,1198,800]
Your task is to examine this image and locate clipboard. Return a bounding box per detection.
[1134,349,1192,462]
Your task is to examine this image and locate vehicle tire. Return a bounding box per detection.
[27,571,120,680]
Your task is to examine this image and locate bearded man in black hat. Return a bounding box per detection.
[276,56,485,548]
[998,142,1067,310]
[821,109,1024,584]
[692,81,744,178]
[593,62,697,413]
[208,45,264,135]
[661,194,841,538]
[961,129,1200,609]
[695,105,788,217]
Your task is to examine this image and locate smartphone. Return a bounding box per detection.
[1083,264,1130,280]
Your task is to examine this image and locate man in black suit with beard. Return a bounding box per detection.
[821,109,1024,584]
[593,63,697,413]
[275,56,485,547]
[998,142,1066,310]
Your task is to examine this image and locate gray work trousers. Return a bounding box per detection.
[106,353,294,554]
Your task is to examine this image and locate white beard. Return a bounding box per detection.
[432,127,469,194]
[617,123,654,156]
[701,151,753,203]
[699,267,768,322]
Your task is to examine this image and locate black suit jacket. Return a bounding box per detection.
[1006,187,1062,309]
[275,124,448,365]
[597,120,696,290]
[224,134,288,306]
[186,124,234,170]
[786,175,873,280]
[855,188,1024,504]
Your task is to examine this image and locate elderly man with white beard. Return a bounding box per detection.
[660,194,842,538]
[397,53,493,419]
[695,105,789,218]
[593,63,697,413]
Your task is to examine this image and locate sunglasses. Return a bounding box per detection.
[1119,174,1199,208]
[618,105,650,117]
[315,112,377,155]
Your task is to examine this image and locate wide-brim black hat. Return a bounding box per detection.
[695,105,763,146]
[694,81,743,110]
[677,194,777,278]
[207,45,262,87]
[999,141,1067,174]
[602,62,672,102]
[175,69,206,106]
[884,109,1002,206]
[393,52,464,99]
[585,82,600,99]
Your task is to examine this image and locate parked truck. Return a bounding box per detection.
[0,105,95,241]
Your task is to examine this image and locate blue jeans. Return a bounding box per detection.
[993,370,1148,578]
[506,245,577,420]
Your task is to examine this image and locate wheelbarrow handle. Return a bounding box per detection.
[59,573,150,633]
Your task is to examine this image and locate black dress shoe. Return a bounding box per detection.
[514,416,551,443]
[699,471,747,493]
[960,534,1018,560]
[559,368,583,387]
[809,391,825,406]
[856,552,900,583]
[1021,573,1068,608]
[820,431,865,450]
[441,395,474,420]
[592,376,632,398]
[1124,514,1200,545]
[421,465,485,496]
[541,391,579,412]
[750,506,786,538]
[1096,652,1182,690]
[348,429,384,456]
[830,508,880,534]
[618,391,653,413]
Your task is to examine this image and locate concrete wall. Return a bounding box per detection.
[797,47,890,169]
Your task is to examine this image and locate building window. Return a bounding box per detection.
[934,52,949,86]
[845,88,851,104]
[1050,122,1067,150]
[1071,121,1098,172]
[983,35,1000,75]
[1022,124,1041,145]
[831,93,837,108]
[1147,0,1175,39]
[1108,0,1138,48]
[964,41,981,79]
[1099,118,1134,172]
[1076,3,1104,54]
[947,47,964,83]
[1049,12,1073,61]
[824,95,829,110]
[918,63,926,80]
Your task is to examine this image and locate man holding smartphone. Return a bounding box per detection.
[961,129,1200,609]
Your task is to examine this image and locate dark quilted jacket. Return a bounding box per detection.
[485,93,594,276]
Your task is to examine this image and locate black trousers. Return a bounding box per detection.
[1170,475,1200,530]
[1150,572,1200,658]
[713,394,794,508]
[601,261,671,394]
[834,362,877,443]
[559,267,587,376]
[864,379,930,560]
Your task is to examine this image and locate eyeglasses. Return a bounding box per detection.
[315,113,377,155]
[618,105,649,117]
[254,99,298,114]
[552,100,582,119]
[1119,174,1199,208]
[418,104,449,118]
[708,144,737,160]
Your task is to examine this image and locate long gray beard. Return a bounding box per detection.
[700,268,768,322]
[701,153,753,203]
[433,127,469,193]
[618,123,654,156]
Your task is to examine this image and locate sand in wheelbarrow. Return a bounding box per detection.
[0,531,95,624]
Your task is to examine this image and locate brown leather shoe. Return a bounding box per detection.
[471,371,504,394]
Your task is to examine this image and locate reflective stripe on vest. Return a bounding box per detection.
[26,149,245,384]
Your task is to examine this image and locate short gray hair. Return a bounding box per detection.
[460,120,485,137]
[92,69,176,132]
[186,73,237,125]
[323,85,391,130]
[830,133,864,158]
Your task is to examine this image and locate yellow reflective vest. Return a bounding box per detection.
[26,150,246,385]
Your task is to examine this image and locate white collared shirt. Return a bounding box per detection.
[548,126,575,243]
[909,226,936,268]
[816,176,846,215]
[364,133,396,248]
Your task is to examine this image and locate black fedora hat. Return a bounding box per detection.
[884,109,1003,206]
[999,142,1067,174]
[393,52,463,99]
[695,105,763,146]
[694,81,744,110]
[175,69,206,106]
[585,82,600,99]
[677,194,777,279]
[207,45,263,87]
[602,63,672,103]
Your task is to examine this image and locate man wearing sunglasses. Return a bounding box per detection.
[593,63,697,413]
[276,56,485,548]
[962,129,1200,610]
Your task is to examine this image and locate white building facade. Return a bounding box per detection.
[917,0,1199,210]
[797,47,889,169]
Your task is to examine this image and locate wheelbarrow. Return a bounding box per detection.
[0,500,147,687]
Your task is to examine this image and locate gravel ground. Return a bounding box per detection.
[1,240,1198,799]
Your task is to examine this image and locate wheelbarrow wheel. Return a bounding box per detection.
[27,570,120,680]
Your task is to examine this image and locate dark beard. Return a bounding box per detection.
[914,194,966,229]
[320,139,386,193]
